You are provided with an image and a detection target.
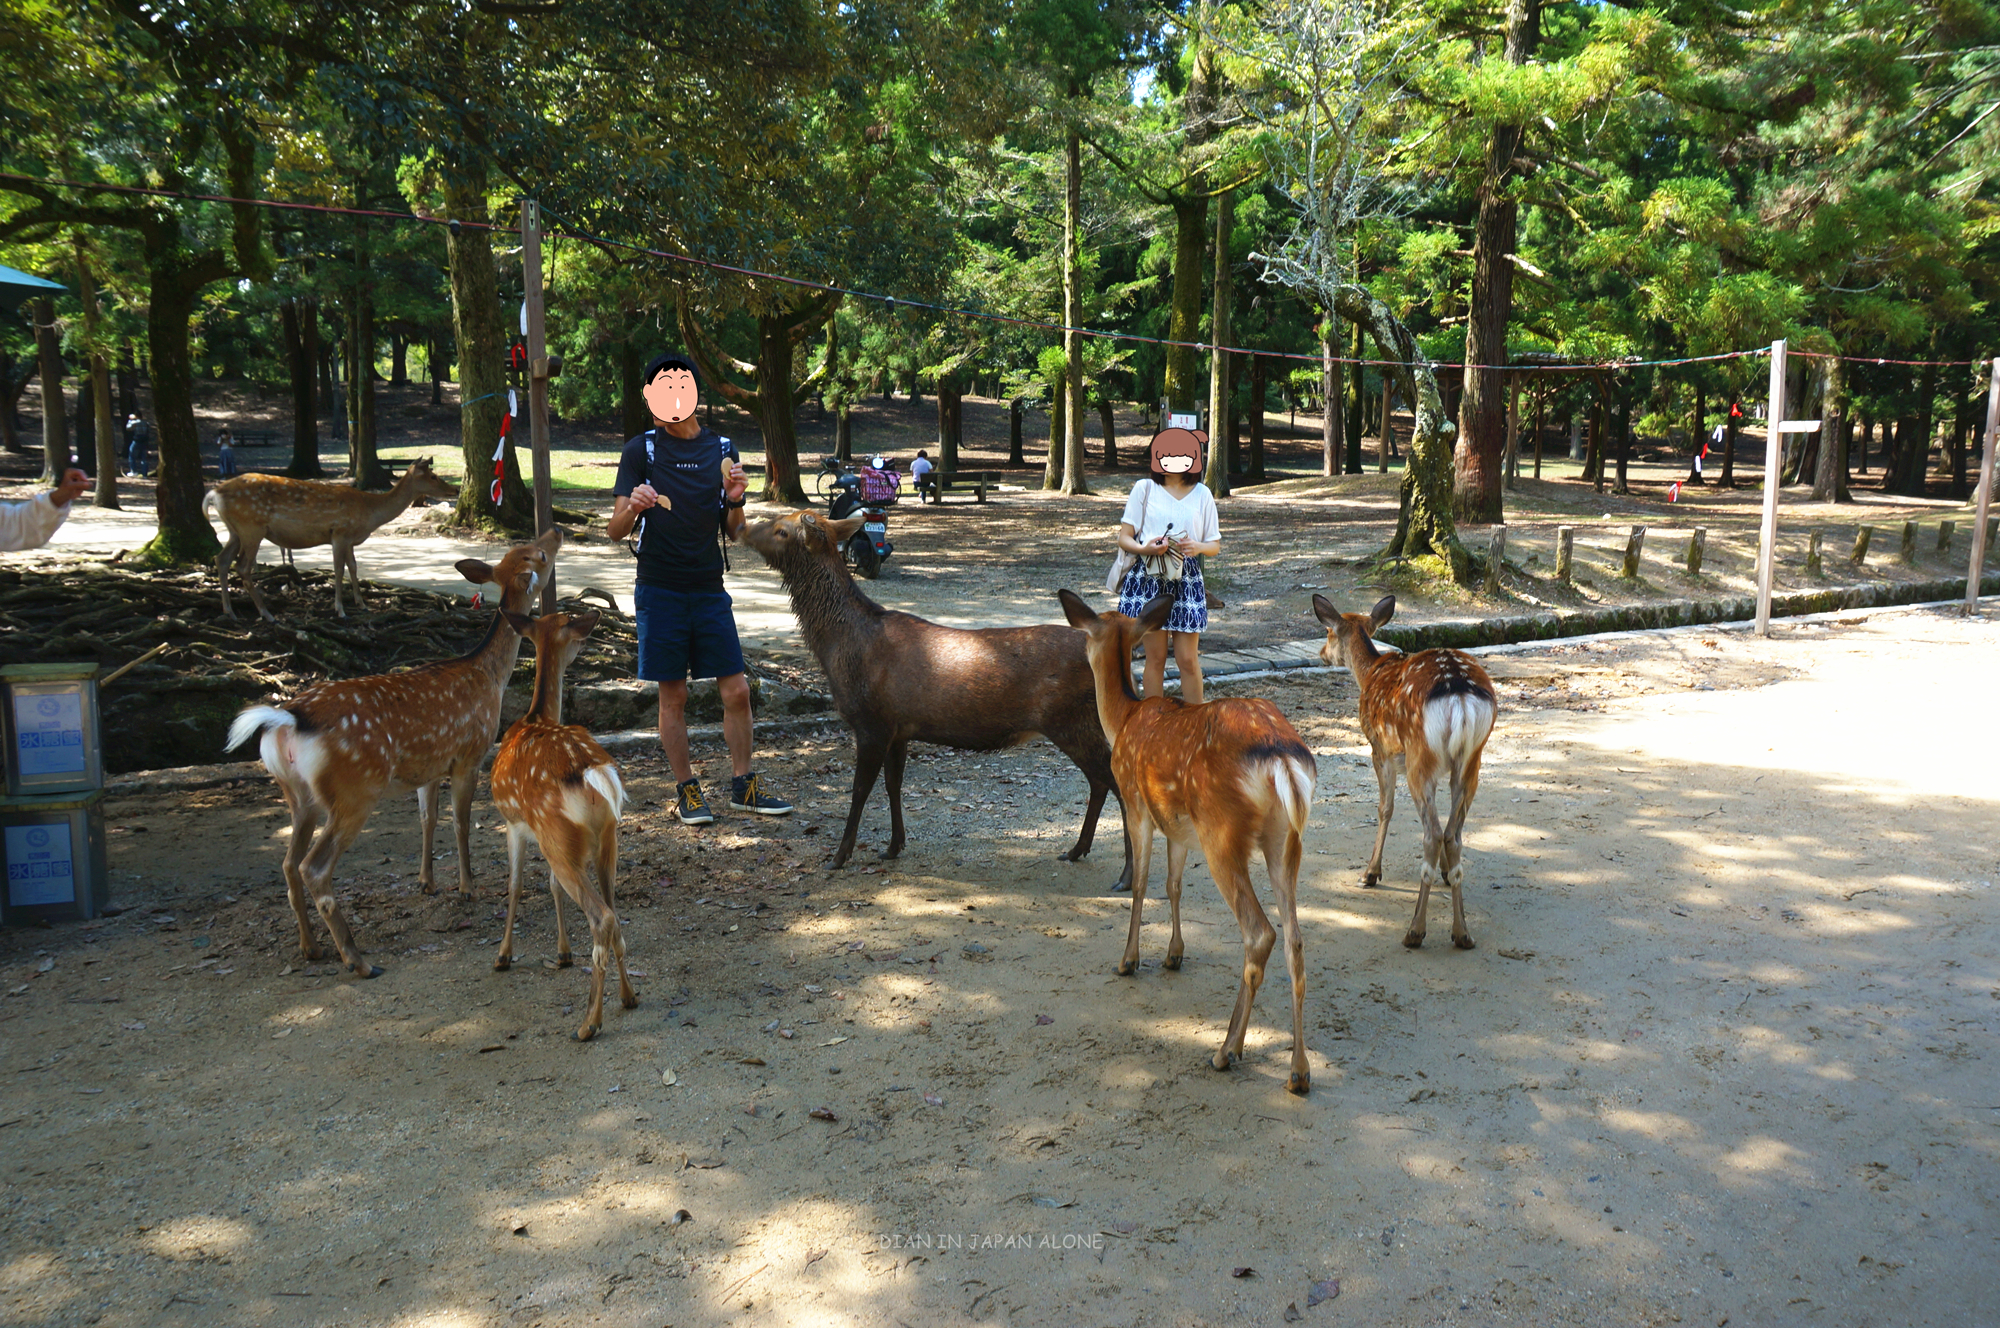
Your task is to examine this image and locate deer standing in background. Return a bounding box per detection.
[223,534,557,976]
[1058,588,1318,1095]
[744,511,1130,889]
[1313,594,1497,950]
[206,457,458,621]
[489,610,637,1041]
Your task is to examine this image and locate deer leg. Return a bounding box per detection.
[1055,736,1132,892]
[279,788,326,961]
[549,869,573,968]
[416,781,441,893]
[343,543,370,612]
[495,823,530,971]
[216,532,241,620]
[448,766,478,896]
[329,538,349,618]
[1116,808,1156,977]
[1206,827,1276,1072]
[1442,752,1484,950]
[882,739,909,859]
[1365,749,1396,887]
[240,536,279,625]
[1263,817,1311,1095]
[594,806,620,911]
[298,803,381,978]
[831,735,888,870]
[597,820,636,1009]
[552,863,612,1042]
[1405,775,1449,949]
[1161,836,1189,970]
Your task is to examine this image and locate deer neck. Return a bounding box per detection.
[524,644,566,726]
[1341,625,1387,688]
[355,469,425,535]
[466,612,530,694]
[784,548,883,663]
[1087,635,1143,751]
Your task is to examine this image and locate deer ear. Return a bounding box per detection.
[1311,594,1340,627]
[828,516,865,543]
[571,610,600,637]
[1369,595,1396,628]
[1057,588,1098,629]
[456,558,495,585]
[1138,591,1176,635]
[501,610,533,636]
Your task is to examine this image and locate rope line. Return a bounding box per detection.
[4,171,1989,372]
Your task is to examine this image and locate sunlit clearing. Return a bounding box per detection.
[142,1215,255,1261]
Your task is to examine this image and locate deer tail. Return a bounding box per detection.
[1255,740,1317,838]
[226,705,294,754]
[1423,686,1496,770]
[582,763,626,820]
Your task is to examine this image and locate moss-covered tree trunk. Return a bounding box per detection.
[33,297,67,482]
[139,266,221,564]
[1336,286,1469,583]
[444,175,532,532]
[71,242,119,510]
[281,296,323,478]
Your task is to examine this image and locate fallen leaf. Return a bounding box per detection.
[37,958,54,973]
[809,1106,839,1122]
[740,1057,766,1066]
[1232,1267,1256,1278]
[1307,1277,1340,1307]
[667,1209,693,1226]
[272,1028,292,1039]
[122,1022,145,1031]
[1497,949,1535,961]
[821,1036,849,1047]
[1283,1303,1302,1323]
[923,1093,944,1107]
[478,1044,505,1054]
[804,984,824,993]
[660,1069,679,1087]
[1032,1196,1074,1208]
[804,1248,827,1269]
[1034,1014,1054,1026]
[743,1103,760,1117]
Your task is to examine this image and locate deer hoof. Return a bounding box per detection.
[1210,1049,1235,1072]
[1111,879,1133,893]
[1115,959,1137,977]
[573,1024,599,1043]
[1162,953,1183,971]
[354,963,384,979]
[1362,872,1381,889]
[1287,1071,1311,1096]
[1402,932,1426,949]
[555,953,574,969]
[1453,933,1476,951]
[300,944,329,962]
[622,993,639,1010]
[493,955,511,971]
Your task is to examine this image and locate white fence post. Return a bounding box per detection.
[1756,340,1786,635]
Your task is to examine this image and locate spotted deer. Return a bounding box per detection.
[223,533,559,977]
[1313,594,1497,950]
[489,610,636,1041]
[206,458,458,621]
[1058,588,1319,1095]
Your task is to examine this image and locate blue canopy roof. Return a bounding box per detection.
[0,264,68,316]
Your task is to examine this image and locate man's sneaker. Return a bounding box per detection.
[674,779,715,825]
[729,772,793,816]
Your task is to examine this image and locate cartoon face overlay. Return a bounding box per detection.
[1159,451,1196,474]
[1148,426,1207,478]
[643,368,699,424]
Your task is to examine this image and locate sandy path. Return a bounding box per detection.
[1,608,1996,1327]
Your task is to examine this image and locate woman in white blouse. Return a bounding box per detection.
[1111,427,1221,703]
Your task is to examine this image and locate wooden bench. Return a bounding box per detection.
[232,430,279,448]
[922,470,1003,504]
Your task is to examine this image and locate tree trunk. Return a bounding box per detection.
[938,370,962,472]
[1346,321,1365,474]
[1099,391,1117,468]
[282,297,323,479]
[1886,360,1938,496]
[444,174,532,531]
[1583,391,1605,487]
[1335,288,1470,583]
[1205,186,1234,494]
[1044,369,1065,489]
[754,312,809,504]
[1,354,36,455]
[347,289,388,488]
[431,329,445,406]
[1247,354,1267,481]
[71,242,119,509]
[137,269,221,564]
[619,335,648,439]
[33,297,68,480]
[1060,125,1091,495]
[1166,194,1209,415]
[1321,325,1339,477]
[390,329,408,385]
[836,406,852,460]
[1008,398,1024,465]
[1612,374,1632,494]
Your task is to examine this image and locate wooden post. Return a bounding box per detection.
[1755,339,1785,635]
[1900,520,1918,565]
[1621,526,1646,579]
[1805,528,1823,576]
[1377,376,1392,473]
[1685,527,1705,576]
[1533,388,1545,479]
[1504,377,1520,490]
[1971,357,2000,615]
[1556,526,1574,583]
[1851,526,1872,565]
[1937,520,1955,553]
[1485,526,1507,593]
[521,198,556,614]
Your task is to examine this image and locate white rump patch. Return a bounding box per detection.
[583,764,626,819]
[1423,693,1496,767]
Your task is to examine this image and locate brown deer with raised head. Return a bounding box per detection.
[744,511,1130,888]
[207,458,458,621]
[1313,594,1497,950]
[489,610,636,1041]
[223,533,558,976]
[1058,588,1318,1094]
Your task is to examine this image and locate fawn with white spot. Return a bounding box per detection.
[1313,594,1498,950]
[489,610,636,1041]
[206,458,459,621]
[1059,589,1318,1094]
[223,533,559,976]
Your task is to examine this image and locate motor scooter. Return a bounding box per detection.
[828,456,899,578]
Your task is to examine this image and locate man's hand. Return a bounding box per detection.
[628,481,661,512]
[724,461,748,503]
[51,469,88,507]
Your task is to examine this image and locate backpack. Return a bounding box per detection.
[633,428,735,570]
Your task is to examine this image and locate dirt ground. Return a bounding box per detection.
[2,606,1996,1327]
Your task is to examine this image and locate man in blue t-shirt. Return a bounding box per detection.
[606,353,792,824]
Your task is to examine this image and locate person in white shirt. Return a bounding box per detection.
[1111,427,1222,703]
[910,449,934,498]
[0,468,88,551]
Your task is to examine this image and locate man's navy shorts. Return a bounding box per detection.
[633,583,746,683]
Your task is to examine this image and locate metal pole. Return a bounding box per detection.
[1967,356,2000,616]
[1755,339,1786,635]
[521,198,556,614]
